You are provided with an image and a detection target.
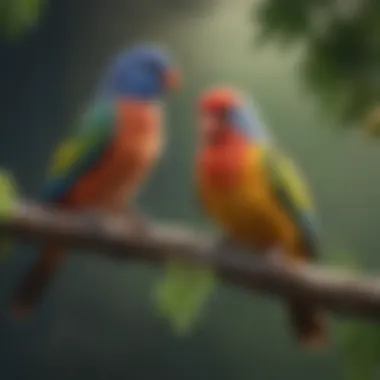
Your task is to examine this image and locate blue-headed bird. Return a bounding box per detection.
[11,44,181,319]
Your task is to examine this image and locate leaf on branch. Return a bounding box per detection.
[153,260,217,336]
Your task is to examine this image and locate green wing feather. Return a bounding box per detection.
[40,103,116,202]
[263,147,320,258]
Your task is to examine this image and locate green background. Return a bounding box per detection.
[0,0,379,379]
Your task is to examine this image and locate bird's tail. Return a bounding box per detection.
[11,243,65,320]
[286,299,327,348]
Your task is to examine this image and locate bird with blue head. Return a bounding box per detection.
[97,44,180,101]
[11,44,181,320]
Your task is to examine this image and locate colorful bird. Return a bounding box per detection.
[194,86,327,347]
[11,44,181,319]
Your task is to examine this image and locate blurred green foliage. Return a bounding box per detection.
[0,0,47,40]
[255,0,380,127]
[338,320,380,380]
[0,169,17,259]
[0,169,17,219]
[326,248,380,380]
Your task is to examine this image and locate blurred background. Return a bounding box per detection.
[1,0,380,379]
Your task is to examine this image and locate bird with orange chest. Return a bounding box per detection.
[155,87,328,345]
[195,86,328,348]
[11,44,181,320]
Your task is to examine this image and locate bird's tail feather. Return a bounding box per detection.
[11,244,65,320]
[286,299,327,348]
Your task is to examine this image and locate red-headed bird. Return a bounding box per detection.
[194,87,327,347]
[11,45,180,319]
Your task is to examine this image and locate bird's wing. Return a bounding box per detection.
[263,147,320,259]
[40,102,116,203]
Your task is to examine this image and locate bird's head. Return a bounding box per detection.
[98,44,181,101]
[198,87,269,146]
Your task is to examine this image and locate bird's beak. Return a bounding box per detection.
[164,68,181,91]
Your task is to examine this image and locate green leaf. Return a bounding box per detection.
[0,169,18,220]
[154,261,217,336]
[0,0,47,40]
[0,169,18,259]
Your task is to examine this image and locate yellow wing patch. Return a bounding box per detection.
[277,153,313,210]
[267,149,313,212]
[48,138,85,177]
[47,124,107,178]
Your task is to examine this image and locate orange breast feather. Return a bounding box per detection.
[197,146,295,251]
[65,101,163,210]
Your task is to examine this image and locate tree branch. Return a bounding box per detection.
[2,201,380,321]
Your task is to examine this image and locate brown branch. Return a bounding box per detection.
[1,201,380,321]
